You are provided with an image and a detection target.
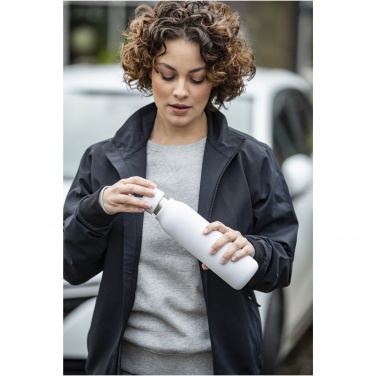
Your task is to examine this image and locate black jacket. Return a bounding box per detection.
[64,103,298,375]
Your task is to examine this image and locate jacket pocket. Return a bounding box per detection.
[247,288,261,307]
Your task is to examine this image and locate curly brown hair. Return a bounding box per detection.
[120,1,256,111]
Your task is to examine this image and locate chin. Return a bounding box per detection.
[168,115,194,127]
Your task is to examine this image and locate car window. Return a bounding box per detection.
[64,91,152,178]
[272,89,313,165]
[221,97,254,135]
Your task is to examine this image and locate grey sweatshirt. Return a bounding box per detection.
[122,137,213,375]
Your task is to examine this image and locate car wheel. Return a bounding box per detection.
[262,288,284,375]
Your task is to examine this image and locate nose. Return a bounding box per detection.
[172,79,188,99]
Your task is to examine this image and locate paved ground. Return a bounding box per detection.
[277,325,313,375]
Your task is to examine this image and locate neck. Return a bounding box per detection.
[149,112,208,145]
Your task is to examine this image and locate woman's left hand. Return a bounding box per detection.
[202,221,255,270]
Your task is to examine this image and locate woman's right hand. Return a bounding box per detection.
[102,176,157,214]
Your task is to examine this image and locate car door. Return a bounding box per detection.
[272,88,313,361]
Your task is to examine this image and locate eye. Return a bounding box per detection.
[161,74,175,81]
[190,78,205,85]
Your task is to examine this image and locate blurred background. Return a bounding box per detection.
[63,1,313,375]
[63,1,312,84]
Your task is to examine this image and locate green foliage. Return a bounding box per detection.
[96,49,119,64]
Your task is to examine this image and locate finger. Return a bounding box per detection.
[122,205,147,213]
[230,243,255,262]
[218,236,248,264]
[119,183,157,198]
[202,263,209,270]
[105,189,151,213]
[118,194,152,210]
[104,200,147,214]
[123,176,157,189]
[209,230,240,256]
[203,221,229,235]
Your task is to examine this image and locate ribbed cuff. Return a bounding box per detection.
[247,238,265,268]
[79,187,117,228]
[99,186,114,214]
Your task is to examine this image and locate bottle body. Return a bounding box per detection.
[153,198,258,290]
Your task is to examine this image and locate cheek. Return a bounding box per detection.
[195,84,212,104]
[151,75,170,99]
[153,82,171,100]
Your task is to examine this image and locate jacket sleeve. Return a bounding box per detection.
[246,147,298,293]
[63,146,117,285]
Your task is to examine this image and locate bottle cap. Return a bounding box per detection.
[143,188,165,215]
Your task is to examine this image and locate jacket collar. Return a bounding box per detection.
[199,107,245,220]
[110,103,156,159]
[102,102,245,219]
[106,102,244,159]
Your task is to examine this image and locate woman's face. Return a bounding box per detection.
[151,39,212,131]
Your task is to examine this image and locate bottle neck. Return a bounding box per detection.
[153,196,168,215]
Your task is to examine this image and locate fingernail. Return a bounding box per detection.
[203,228,208,234]
[209,248,215,254]
[231,256,237,261]
[151,183,157,188]
[144,202,151,208]
[220,257,226,264]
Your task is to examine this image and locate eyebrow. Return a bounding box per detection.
[157,62,206,73]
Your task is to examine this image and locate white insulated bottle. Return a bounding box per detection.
[144,188,258,290]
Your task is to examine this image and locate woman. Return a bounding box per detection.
[63,1,298,375]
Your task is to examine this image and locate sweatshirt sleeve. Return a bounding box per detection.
[63,146,118,285]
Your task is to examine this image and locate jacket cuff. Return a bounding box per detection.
[79,187,117,228]
[247,237,265,268]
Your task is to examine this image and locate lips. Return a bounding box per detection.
[169,103,192,115]
[169,103,191,109]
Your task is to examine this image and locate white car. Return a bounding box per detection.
[63,63,312,375]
